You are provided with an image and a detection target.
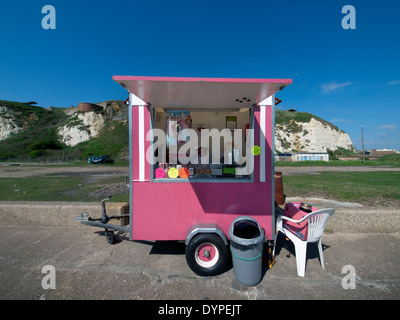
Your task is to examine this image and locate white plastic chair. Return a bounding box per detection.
[273,208,335,277]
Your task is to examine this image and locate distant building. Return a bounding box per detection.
[370,148,397,155]
[275,152,329,162]
[357,150,371,155]
[275,153,292,162]
[294,152,329,161]
[337,155,362,161]
[78,103,103,112]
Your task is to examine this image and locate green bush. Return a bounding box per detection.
[29,139,63,151]
[29,150,44,158]
[379,154,400,163]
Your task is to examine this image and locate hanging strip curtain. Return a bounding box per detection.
[167,111,192,144]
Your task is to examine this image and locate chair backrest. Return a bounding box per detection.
[306,208,335,242]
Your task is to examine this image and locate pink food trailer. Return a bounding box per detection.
[77,76,292,276]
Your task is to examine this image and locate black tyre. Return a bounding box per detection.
[105,229,115,244]
[185,234,228,276]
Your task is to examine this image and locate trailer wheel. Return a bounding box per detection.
[185,234,228,276]
[105,229,115,244]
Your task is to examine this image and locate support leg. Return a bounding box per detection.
[272,231,279,257]
[318,239,325,269]
[294,240,307,277]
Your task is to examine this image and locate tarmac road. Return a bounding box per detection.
[277,165,400,175]
[1,225,399,300]
[2,163,400,179]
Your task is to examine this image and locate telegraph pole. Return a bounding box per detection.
[361,125,365,164]
[63,137,66,162]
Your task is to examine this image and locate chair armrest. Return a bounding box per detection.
[280,208,335,223]
[280,215,308,223]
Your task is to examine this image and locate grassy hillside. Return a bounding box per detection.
[0,100,68,158]
[67,120,129,159]
[0,100,128,161]
[275,110,341,132]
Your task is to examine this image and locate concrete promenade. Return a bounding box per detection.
[0,201,399,300]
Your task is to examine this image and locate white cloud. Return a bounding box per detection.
[330,118,352,124]
[378,124,398,131]
[388,80,400,85]
[321,81,352,94]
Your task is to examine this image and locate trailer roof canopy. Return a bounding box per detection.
[113,76,292,109]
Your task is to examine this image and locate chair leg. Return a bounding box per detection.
[318,239,325,269]
[272,231,279,257]
[294,240,307,277]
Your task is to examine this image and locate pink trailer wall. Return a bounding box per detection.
[129,103,275,241]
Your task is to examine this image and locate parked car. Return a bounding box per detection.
[88,155,115,164]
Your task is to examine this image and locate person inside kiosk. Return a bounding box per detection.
[150,108,254,182]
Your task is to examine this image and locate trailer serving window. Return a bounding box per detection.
[112,76,292,184]
[149,107,254,182]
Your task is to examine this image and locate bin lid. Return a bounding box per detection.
[229,216,265,246]
[113,76,292,109]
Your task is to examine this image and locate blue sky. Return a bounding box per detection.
[0,0,399,150]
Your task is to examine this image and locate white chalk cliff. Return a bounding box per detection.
[0,107,23,140]
[275,117,355,153]
[57,111,106,147]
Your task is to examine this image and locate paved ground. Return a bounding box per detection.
[1,164,399,303]
[1,225,399,300]
[2,163,400,178]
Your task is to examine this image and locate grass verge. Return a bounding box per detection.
[282,171,400,206]
[0,176,129,202]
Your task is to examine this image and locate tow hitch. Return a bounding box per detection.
[75,196,129,244]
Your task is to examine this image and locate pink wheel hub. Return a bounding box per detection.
[195,243,219,268]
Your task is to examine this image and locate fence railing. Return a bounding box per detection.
[0,156,89,164]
